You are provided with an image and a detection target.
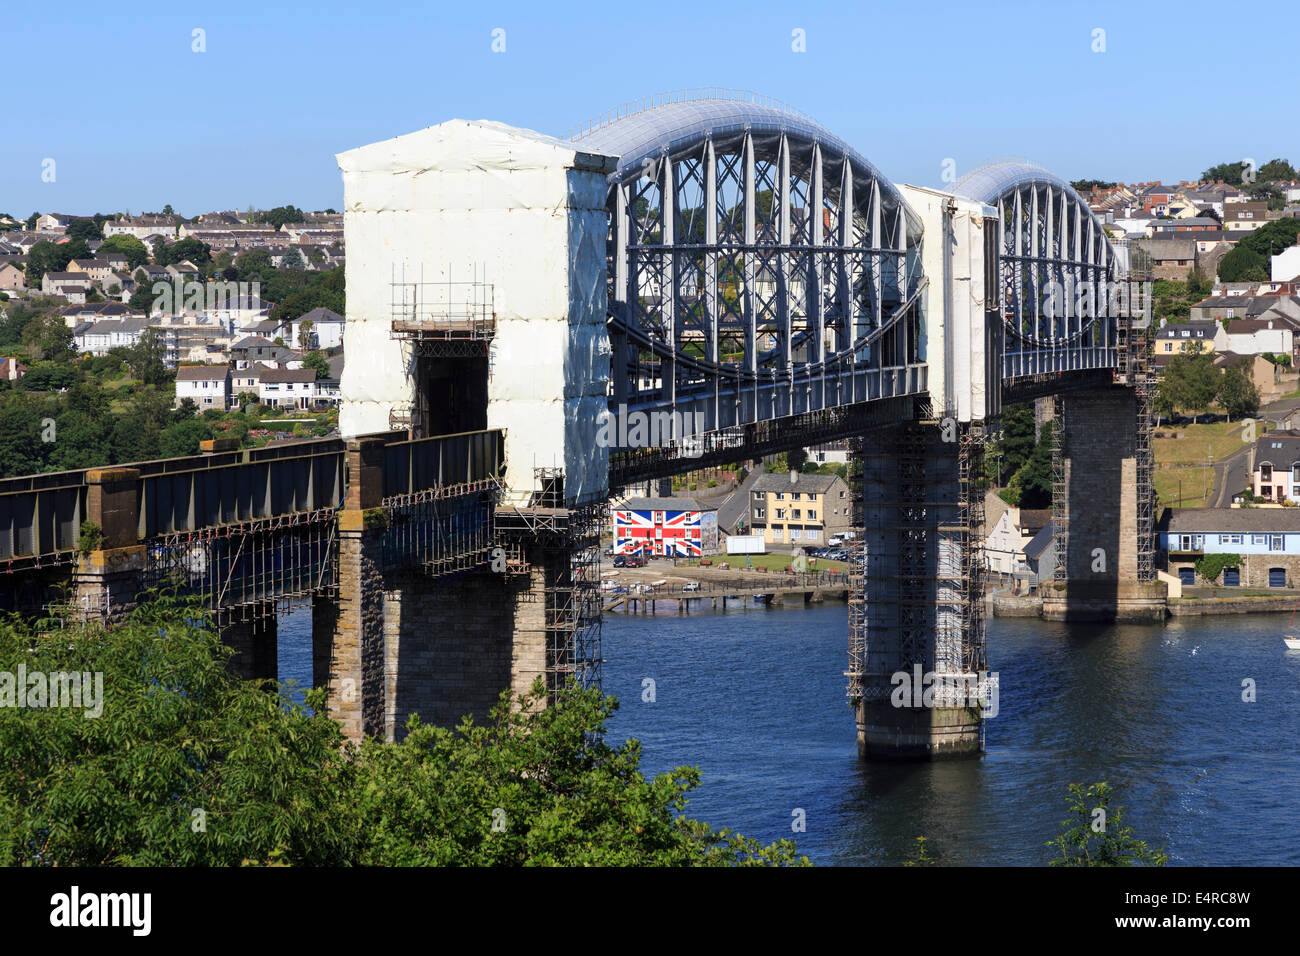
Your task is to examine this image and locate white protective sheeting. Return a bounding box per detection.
[336,120,617,504]
[898,185,997,423]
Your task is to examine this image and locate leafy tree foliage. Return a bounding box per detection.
[1217,245,1268,282]
[1235,217,1300,259]
[1201,161,1250,185]
[20,312,74,363]
[254,205,305,230]
[303,351,330,379]
[1047,782,1168,866]
[64,218,102,243]
[1159,345,1222,422]
[155,237,212,271]
[98,235,150,270]
[270,268,344,325]
[0,600,807,866]
[1256,158,1298,182]
[1217,363,1260,421]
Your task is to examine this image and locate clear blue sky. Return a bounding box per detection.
[4,0,1294,217]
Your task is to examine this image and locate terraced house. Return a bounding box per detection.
[748,471,852,547]
[1162,508,1300,588]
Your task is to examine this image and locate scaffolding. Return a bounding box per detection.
[387,269,496,432]
[845,420,987,718]
[140,508,339,625]
[494,468,603,696]
[1051,393,1068,582]
[846,433,866,700]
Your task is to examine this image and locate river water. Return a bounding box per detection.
[278,602,1300,866]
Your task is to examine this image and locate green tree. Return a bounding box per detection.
[160,416,215,457]
[0,395,46,477]
[98,235,150,270]
[303,351,330,379]
[64,218,102,243]
[1217,364,1260,422]
[124,328,170,386]
[255,205,305,230]
[1047,782,1169,866]
[156,237,212,271]
[235,248,273,281]
[993,401,1037,485]
[20,312,74,363]
[1217,245,1269,282]
[280,249,305,270]
[1237,217,1300,259]
[1201,161,1249,185]
[1257,158,1297,182]
[1010,419,1054,509]
[0,599,807,866]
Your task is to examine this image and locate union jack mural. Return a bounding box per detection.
[612,499,715,557]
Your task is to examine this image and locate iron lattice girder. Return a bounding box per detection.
[605,121,925,435]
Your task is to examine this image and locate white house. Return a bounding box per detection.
[175,365,231,410]
[984,507,1052,576]
[1272,246,1300,283]
[258,367,320,409]
[75,318,149,355]
[1224,318,1293,357]
[290,307,344,349]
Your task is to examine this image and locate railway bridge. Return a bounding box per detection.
[0,91,1159,758]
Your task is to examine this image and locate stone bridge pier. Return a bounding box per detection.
[1041,386,1166,622]
[312,438,557,742]
[850,420,988,759]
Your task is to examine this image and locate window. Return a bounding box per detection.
[808,510,817,520]
[792,509,802,519]
[1253,535,1267,546]
[1222,534,1242,545]
[775,493,785,500]
[753,508,765,519]
[806,530,820,541]
[776,509,787,520]
[791,493,801,501]
[790,529,802,540]
[1270,535,1284,552]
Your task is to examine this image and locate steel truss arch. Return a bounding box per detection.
[949,160,1122,379]
[572,94,928,432]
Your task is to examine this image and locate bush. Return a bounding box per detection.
[0,598,809,866]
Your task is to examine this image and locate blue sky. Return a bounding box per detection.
[4,0,1294,217]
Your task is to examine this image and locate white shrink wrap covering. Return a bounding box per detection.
[336,120,617,503]
[899,184,997,424]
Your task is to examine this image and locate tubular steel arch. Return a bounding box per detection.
[572,93,928,437]
[950,161,1119,380]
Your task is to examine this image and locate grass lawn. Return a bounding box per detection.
[677,549,853,574]
[1153,419,1253,465]
[1154,467,1212,507]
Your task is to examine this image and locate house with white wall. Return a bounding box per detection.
[174,365,231,410]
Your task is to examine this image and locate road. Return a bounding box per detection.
[1210,443,1251,507]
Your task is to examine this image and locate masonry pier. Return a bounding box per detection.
[1042,386,1166,622]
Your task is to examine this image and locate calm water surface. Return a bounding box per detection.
[278,601,1300,865]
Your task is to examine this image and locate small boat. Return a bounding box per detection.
[1285,605,1300,649]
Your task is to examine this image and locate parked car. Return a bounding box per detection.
[681,581,701,592]
[624,554,646,569]
[613,555,627,568]
[827,536,843,547]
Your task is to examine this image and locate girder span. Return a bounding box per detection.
[572,94,929,435]
[950,160,1123,381]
